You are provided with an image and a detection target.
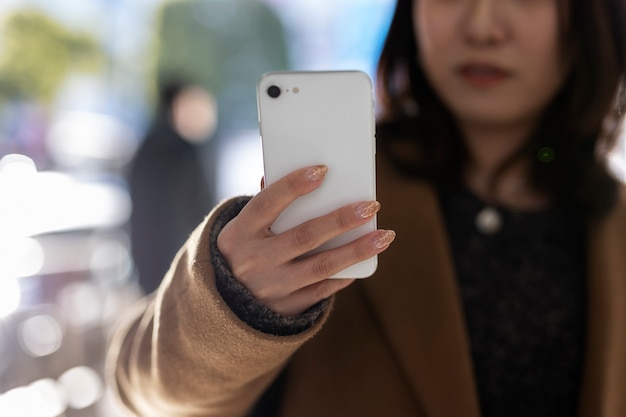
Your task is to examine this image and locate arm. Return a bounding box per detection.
[106,198,330,417]
[107,166,395,416]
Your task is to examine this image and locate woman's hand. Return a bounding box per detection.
[217,165,396,316]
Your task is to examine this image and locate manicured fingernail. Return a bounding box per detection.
[373,230,396,249]
[306,165,328,181]
[355,201,381,219]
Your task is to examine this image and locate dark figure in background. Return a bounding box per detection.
[129,81,217,294]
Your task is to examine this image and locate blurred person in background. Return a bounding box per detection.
[130,0,289,294]
[108,1,626,417]
[129,80,216,295]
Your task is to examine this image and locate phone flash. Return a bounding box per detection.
[293,87,300,94]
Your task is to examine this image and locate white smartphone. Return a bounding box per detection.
[257,70,377,278]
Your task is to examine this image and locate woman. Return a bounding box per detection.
[107,0,626,416]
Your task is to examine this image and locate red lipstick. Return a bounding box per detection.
[457,63,511,87]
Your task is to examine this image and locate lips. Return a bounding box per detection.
[457,63,512,87]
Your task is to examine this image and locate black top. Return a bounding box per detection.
[439,186,587,417]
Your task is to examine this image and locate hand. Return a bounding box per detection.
[217,165,396,316]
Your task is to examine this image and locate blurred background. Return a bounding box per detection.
[0,1,624,416]
[0,0,396,415]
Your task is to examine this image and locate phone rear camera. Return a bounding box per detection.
[267,85,281,98]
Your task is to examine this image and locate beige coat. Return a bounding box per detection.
[108,157,626,417]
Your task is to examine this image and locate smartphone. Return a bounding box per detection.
[257,70,377,278]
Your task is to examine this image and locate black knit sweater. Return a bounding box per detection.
[439,186,587,417]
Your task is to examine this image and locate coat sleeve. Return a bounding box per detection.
[105,198,331,417]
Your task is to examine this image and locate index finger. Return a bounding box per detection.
[239,165,328,232]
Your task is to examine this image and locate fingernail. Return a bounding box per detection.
[306,165,328,181]
[373,230,396,250]
[355,201,381,219]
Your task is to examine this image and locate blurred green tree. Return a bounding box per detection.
[150,0,290,132]
[0,9,105,104]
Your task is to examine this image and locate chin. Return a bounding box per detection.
[455,110,535,131]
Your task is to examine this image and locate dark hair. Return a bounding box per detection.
[376,0,626,218]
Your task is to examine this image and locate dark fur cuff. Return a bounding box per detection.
[209,197,330,336]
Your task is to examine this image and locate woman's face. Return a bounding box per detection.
[414,0,568,132]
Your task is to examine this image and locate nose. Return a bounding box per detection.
[464,0,507,46]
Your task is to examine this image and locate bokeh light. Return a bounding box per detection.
[0,384,59,417]
[19,314,64,357]
[58,366,103,410]
[28,378,68,417]
[0,378,68,417]
[0,237,45,278]
[0,154,37,178]
[0,154,39,242]
[46,110,138,166]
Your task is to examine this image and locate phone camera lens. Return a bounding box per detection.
[267,85,281,98]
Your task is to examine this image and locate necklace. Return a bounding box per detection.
[475,206,502,235]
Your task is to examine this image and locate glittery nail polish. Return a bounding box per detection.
[355,201,381,219]
[373,230,396,249]
[306,165,328,181]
